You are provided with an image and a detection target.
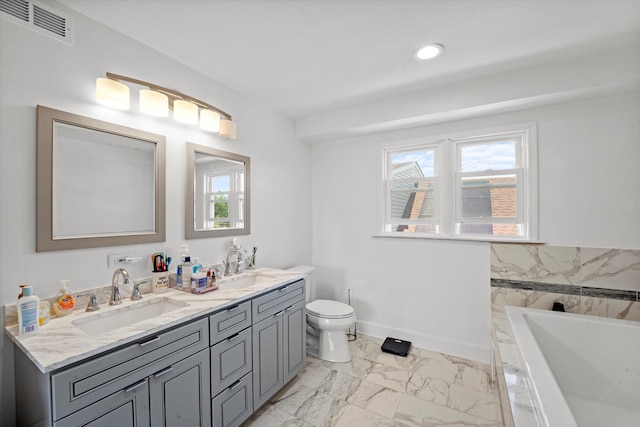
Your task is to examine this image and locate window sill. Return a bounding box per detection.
[372,233,545,244]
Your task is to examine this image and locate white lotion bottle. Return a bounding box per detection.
[17,285,39,336]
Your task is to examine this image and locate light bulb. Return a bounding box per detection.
[140,89,169,117]
[96,78,130,110]
[174,100,199,124]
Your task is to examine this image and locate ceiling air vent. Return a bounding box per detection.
[33,3,66,37]
[0,0,29,22]
[0,0,72,44]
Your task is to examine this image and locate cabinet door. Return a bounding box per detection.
[283,299,307,384]
[149,348,211,427]
[252,312,284,409]
[53,378,149,427]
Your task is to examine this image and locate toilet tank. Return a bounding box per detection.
[287,265,315,302]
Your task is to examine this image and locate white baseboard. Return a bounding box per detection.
[355,320,490,364]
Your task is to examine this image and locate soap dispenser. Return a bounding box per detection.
[53,280,75,317]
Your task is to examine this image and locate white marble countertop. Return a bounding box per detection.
[4,268,303,374]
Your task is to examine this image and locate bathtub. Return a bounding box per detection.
[505,306,640,427]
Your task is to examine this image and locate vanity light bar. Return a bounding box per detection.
[96,72,236,139]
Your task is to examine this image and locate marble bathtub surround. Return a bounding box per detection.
[243,334,502,427]
[491,243,640,323]
[490,243,640,426]
[491,244,640,292]
[491,312,540,427]
[491,280,640,322]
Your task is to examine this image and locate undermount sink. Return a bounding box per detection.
[219,274,277,289]
[72,297,189,335]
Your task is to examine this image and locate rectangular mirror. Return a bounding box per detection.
[37,105,166,251]
[186,142,250,239]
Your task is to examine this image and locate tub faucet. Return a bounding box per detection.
[224,250,244,276]
[110,268,129,305]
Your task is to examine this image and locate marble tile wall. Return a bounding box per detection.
[490,244,640,321]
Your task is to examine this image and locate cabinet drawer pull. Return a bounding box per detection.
[227,304,240,312]
[229,379,242,390]
[285,305,294,311]
[274,310,284,317]
[279,286,290,292]
[227,333,240,341]
[124,379,147,393]
[139,336,160,347]
[152,366,174,378]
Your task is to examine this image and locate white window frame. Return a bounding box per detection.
[203,168,244,229]
[384,143,441,233]
[377,123,538,242]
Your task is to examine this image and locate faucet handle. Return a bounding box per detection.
[234,257,244,274]
[78,292,100,312]
[130,280,145,301]
[110,286,122,305]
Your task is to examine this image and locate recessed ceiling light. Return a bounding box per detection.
[414,43,444,60]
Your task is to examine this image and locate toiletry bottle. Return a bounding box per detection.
[182,256,193,290]
[17,285,39,336]
[53,280,75,317]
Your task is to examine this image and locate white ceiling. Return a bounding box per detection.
[59,0,640,122]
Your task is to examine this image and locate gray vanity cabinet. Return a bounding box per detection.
[15,317,210,426]
[251,279,306,409]
[149,348,211,426]
[14,278,307,427]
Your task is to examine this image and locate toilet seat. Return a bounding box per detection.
[307,299,354,319]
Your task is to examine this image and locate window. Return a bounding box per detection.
[204,168,244,229]
[379,125,537,241]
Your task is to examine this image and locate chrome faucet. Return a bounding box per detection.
[110,268,129,305]
[224,250,244,276]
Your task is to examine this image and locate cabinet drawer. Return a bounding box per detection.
[212,372,253,427]
[210,300,251,344]
[51,317,208,421]
[211,327,252,397]
[53,377,150,427]
[252,279,305,323]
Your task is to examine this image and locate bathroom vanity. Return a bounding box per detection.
[7,269,306,427]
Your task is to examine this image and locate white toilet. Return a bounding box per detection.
[288,265,356,363]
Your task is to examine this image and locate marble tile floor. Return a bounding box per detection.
[243,334,502,427]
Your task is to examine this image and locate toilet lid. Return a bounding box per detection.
[307,299,354,319]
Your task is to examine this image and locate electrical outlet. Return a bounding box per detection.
[108,253,132,268]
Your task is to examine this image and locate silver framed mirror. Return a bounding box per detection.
[36,105,166,251]
[185,142,250,239]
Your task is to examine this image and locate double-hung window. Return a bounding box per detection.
[380,124,537,241]
[204,168,245,229]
